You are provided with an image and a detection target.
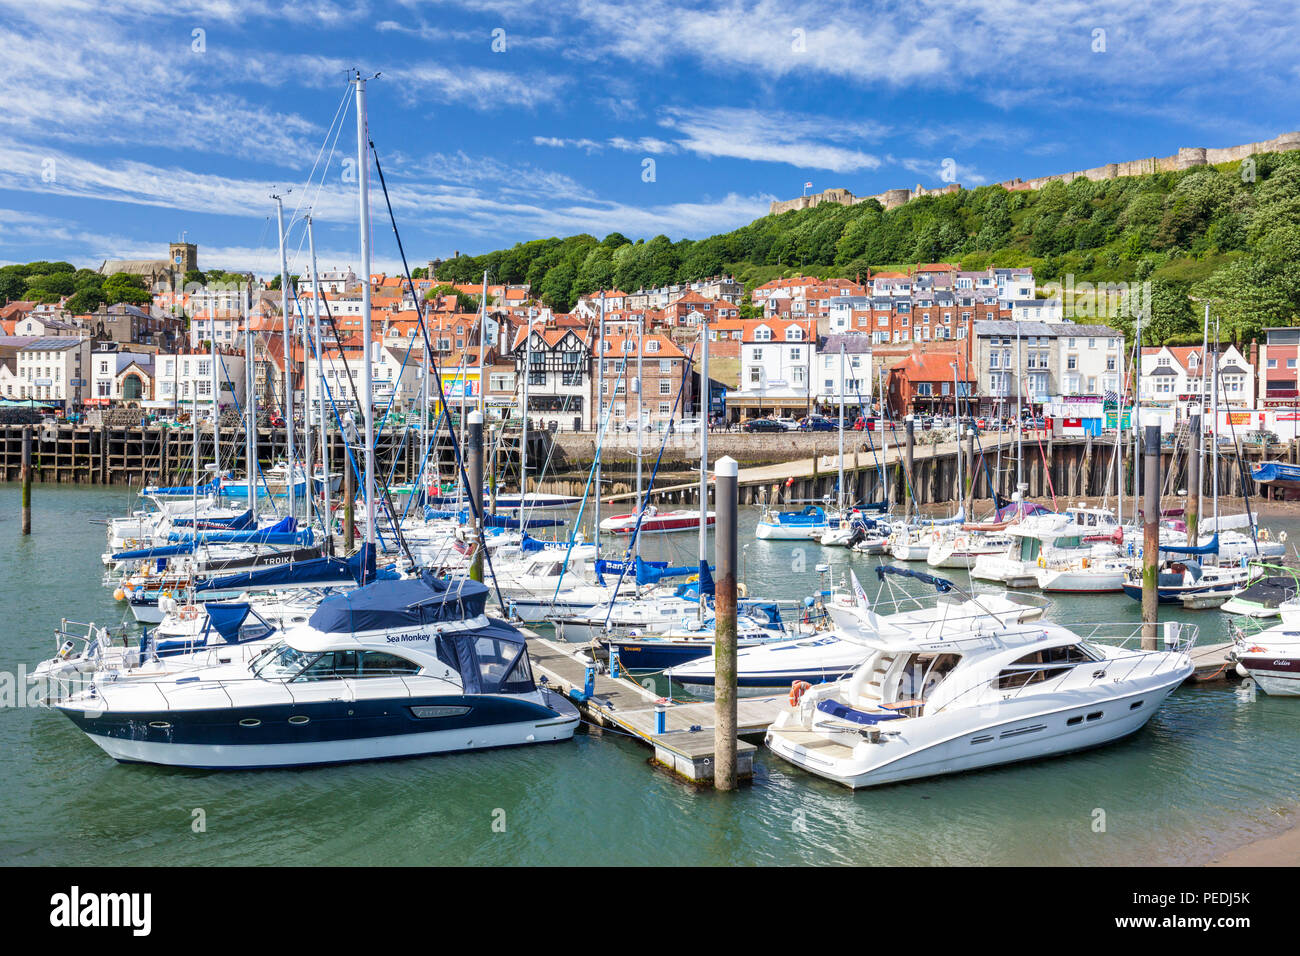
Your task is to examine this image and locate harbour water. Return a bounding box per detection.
[1,483,1297,866]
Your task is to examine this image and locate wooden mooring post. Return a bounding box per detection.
[21,425,32,535]
[714,456,740,791]
[1142,425,1161,649]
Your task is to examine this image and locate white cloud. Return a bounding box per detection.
[661,107,886,173]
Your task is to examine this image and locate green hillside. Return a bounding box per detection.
[433,149,1300,346]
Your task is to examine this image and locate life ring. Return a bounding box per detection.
[737,582,748,598]
[178,605,200,621]
[789,680,812,707]
[1037,556,1046,568]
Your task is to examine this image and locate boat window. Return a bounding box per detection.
[296,650,360,680]
[1019,538,1041,562]
[251,643,318,680]
[996,644,1095,689]
[474,636,517,687]
[358,651,421,677]
[501,650,535,691]
[896,652,962,701]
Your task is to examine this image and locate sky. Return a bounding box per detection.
[1,0,1298,281]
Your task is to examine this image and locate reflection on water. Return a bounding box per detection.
[0,485,1296,866]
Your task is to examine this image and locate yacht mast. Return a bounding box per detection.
[210,314,220,482]
[1016,323,1023,494]
[636,310,643,560]
[595,293,604,558]
[837,339,845,511]
[244,289,256,515]
[355,72,375,549]
[1199,303,1210,530]
[1211,313,1219,528]
[521,307,532,510]
[273,194,295,521]
[698,312,710,620]
[307,215,326,538]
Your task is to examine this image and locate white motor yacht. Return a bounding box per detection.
[765,619,1195,787]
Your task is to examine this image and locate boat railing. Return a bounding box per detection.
[929,621,1198,716]
[41,664,460,712]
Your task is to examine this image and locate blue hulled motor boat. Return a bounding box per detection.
[46,573,579,769]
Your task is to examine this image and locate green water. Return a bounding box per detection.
[1,484,1298,866]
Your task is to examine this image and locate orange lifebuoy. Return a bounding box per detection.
[179,605,200,621]
[789,680,812,707]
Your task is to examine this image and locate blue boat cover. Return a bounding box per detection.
[169,529,313,546]
[171,509,256,531]
[816,699,906,725]
[434,621,532,694]
[874,564,955,593]
[204,602,252,642]
[112,542,197,560]
[309,572,489,634]
[1159,533,1219,556]
[196,544,375,591]
[518,534,571,553]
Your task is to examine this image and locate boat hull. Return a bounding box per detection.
[1236,654,1300,696]
[56,691,579,769]
[766,677,1185,788]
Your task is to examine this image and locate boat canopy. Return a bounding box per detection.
[196,543,376,591]
[874,564,955,593]
[171,509,256,531]
[434,621,534,695]
[112,542,198,561]
[309,573,489,634]
[1159,534,1219,556]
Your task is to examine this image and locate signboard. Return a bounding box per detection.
[1104,410,1133,429]
[69,378,86,387]
[34,378,52,387]
[1227,411,1251,426]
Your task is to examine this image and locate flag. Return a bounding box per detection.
[804,181,813,188]
[850,569,869,608]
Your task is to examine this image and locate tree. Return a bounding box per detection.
[65,288,105,314]
[101,272,151,306]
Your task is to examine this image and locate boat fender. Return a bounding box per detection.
[789,680,812,707]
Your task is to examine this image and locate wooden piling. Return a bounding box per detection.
[714,455,739,792]
[1142,425,1161,650]
[20,426,32,535]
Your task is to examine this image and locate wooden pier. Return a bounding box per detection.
[528,636,785,784]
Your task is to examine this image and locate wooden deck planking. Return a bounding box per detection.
[529,636,782,783]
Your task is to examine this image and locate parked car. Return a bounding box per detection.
[799,415,836,432]
[774,417,802,431]
[743,417,785,433]
[676,418,703,434]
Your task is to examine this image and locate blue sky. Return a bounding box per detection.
[1,0,1298,281]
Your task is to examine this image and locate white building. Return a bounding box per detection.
[301,342,423,415]
[814,334,873,410]
[90,348,157,404]
[299,267,357,297]
[1139,344,1256,409]
[153,350,247,413]
[10,337,92,409]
